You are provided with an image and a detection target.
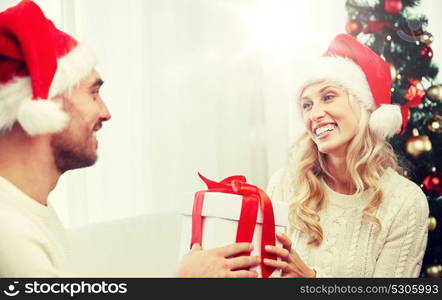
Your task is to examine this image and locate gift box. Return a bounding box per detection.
[179,173,289,278]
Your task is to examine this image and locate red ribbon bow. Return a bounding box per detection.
[191,173,277,278]
[400,79,425,134]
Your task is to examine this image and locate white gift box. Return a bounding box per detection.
[179,192,289,277]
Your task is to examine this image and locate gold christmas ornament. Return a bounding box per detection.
[426,264,442,278]
[419,32,433,45]
[405,129,432,158]
[427,84,442,101]
[427,115,442,133]
[428,216,437,231]
[389,63,397,81]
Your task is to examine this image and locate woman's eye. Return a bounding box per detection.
[324,94,335,101]
[302,102,312,110]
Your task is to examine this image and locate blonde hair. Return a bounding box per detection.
[288,87,402,247]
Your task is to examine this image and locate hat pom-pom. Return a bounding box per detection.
[17,99,70,136]
[368,104,402,139]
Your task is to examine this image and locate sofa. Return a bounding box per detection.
[68,212,183,277]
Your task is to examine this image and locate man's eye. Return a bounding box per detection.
[91,91,99,101]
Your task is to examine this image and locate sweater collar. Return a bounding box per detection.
[0,176,53,218]
[321,168,394,209]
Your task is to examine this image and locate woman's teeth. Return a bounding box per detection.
[315,124,336,136]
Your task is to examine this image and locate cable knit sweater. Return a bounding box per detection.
[0,177,69,277]
[266,167,429,277]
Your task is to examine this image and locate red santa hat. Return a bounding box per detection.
[0,0,97,136]
[296,34,402,139]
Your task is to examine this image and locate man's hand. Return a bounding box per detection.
[176,242,260,278]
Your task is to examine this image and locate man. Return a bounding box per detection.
[0,0,259,277]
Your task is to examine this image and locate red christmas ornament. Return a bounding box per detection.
[421,45,433,60]
[404,80,426,103]
[384,0,403,14]
[400,79,425,134]
[345,19,362,36]
[422,171,442,196]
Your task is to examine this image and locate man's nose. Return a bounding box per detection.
[99,99,111,122]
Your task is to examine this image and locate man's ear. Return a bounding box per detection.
[51,94,65,105]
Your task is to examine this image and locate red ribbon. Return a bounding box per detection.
[400,79,425,134]
[191,173,277,278]
[363,20,396,34]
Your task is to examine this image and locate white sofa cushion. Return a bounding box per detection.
[67,212,183,277]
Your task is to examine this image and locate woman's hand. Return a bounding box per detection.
[263,232,316,278]
[176,242,260,278]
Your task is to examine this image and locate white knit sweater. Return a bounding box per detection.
[266,167,429,277]
[0,177,69,277]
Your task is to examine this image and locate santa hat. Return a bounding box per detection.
[0,0,97,136]
[296,34,402,139]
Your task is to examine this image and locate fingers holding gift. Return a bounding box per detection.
[177,243,259,278]
[264,245,290,261]
[220,244,260,278]
[276,232,292,251]
[263,241,316,278]
[217,242,254,257]
[262,258,291,274]
[227,255,260,271]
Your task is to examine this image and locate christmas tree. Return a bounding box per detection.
[345,0,442,277]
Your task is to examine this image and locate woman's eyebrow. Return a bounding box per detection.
[89,78,104,90]
[301,85,338,101]
[318,85,337,93]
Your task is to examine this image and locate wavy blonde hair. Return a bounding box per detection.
[288,85,402,247]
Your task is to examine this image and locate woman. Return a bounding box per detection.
[263,34,429,277]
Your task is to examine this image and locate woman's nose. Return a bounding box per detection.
[309,103,326,121]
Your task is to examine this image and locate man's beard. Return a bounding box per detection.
[51,128,97,174]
